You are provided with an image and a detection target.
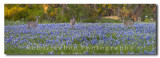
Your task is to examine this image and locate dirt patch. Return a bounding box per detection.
[105,16,121,20]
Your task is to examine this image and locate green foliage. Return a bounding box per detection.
[4,4,157,23]
[5,6,27,21]
[141,5,155,21]
[144,18,151,22]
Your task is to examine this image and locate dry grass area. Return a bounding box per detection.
[105,16,121,20]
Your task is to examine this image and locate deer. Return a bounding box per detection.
[70,16,76,28]
[27,16,40,29]
[122,18,134,27]
[120,8,135,28]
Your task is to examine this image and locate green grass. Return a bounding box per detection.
[5,20,25,26]
[5,18,123,26]
[97,18,122,23]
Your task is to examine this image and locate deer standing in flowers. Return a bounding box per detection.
[70,16,76,28]
[122,18,134,27]
[27,16,40,29]
[120,8,135,27]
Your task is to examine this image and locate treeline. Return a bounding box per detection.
[5,4,157,23]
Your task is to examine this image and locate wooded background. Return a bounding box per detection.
[5,4,157,23]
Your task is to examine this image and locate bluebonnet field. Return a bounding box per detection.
[5,23,156,54]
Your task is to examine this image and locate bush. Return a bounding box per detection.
[5,7,28,21]
[144,18,151,22]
